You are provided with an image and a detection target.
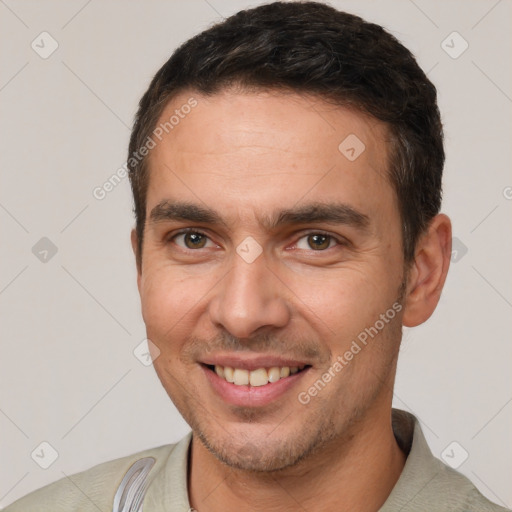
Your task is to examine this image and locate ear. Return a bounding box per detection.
[131,229,142,291]
[402,214,452,327]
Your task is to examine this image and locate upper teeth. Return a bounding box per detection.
[214,365,305,386]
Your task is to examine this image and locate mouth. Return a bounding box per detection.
[200,360,312,407]
[204,364,310,386]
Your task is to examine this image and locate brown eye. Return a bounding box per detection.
[173,231,211,249]
[296,233,338,251]
[184,232,207,249]
[307,234,331,250]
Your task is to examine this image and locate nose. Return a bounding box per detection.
[208,250,291,339]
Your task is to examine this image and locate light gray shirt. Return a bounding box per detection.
[3,409,509,511]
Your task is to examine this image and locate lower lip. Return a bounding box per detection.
[202,365,310,407]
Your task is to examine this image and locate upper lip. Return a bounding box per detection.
[200,354,310,371]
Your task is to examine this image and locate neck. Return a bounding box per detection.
[188,406,406,512]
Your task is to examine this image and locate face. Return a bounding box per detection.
[134,89,406,472]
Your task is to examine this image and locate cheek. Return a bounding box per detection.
[289,265,394,329]
[139,261,215,343]
[139,266,185,335]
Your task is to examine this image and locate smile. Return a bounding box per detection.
[208,364,308,386]
[200,356,313,407]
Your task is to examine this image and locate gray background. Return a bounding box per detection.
[1,0,511,508]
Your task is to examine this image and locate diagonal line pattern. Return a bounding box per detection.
[201,0,225,19]
[471,395,512,439]
[0,408,29,439]
[425,62,439,76]
[0,62,29,92]
[392,391,439,439]
[472,61,512,104]
[470,205,499,233]
[470,470,509,507]
[270,475,311,512]
[397,471,441,511]
[162,370,233,443]
[407,0,439,28]
[302,96,336,131]
[0,472,30,503]
[0,202,30,233]
[60,204,89,233]
[471,0,503,30]
[61,265,132,334]
[61,0,94,29]
[0,0,29,28]
[289,164,336,210]
[471,266,512,308]
[60,471,103,511]
[61,61,131,129]
[162,162,214,213]
[195,467,233,506]
[0,265,29,295]
[61,369,131,439]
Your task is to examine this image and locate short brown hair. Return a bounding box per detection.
[128,1,444,265]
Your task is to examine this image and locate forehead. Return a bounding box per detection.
[145,89,396,229]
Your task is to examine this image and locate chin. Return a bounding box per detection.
[193,419,336,473]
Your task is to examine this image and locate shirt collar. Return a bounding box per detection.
[144,408,436,511]
[379,409,442,510]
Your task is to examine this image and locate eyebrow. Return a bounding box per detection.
[149,200,370,231]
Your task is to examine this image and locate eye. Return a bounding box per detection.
[171,230,216,250]
[295,232,340,251]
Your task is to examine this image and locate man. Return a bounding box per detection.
[5,2,508,511]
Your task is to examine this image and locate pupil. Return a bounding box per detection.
[186,233,205,248]
[309,234,329,250]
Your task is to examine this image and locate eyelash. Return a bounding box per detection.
[167,228,346,252]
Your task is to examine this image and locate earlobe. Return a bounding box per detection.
[402,214,452,327]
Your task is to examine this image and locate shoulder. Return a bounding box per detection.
[2,443,178,512]
[421,456,510,511]
[384,410,510,511]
